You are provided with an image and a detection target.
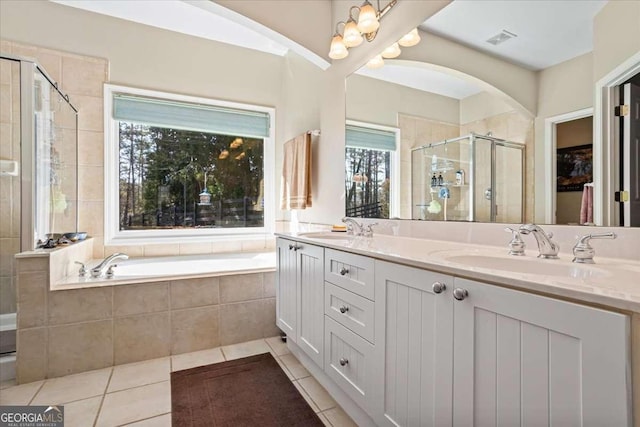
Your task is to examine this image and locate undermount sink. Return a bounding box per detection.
[298,232,355,241]
[446,255,609,279]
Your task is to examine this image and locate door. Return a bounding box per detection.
[452,278,630,427]
[275,238,297,342]
[296,242,324,366]
[623,82,640,226]
[373,261,454,427]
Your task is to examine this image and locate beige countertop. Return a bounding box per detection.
[276,232,640,313]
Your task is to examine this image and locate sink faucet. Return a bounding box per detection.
[572,232,616,264]
[91,253,129,278]
[518,224,559,259]
[342,217,363,236]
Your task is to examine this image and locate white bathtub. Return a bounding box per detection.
[54,251,276,289]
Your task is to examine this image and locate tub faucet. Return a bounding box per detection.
[342,217,363,236]
[91,253,129,278]
[518,224,559,259]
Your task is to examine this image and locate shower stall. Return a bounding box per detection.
[0,54,78,377]
[411,133,524,223]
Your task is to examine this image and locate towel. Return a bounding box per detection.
[281,133,312,210]
[580,184,593,224]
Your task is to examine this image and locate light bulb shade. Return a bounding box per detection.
[381,42,401,59]
[366,54,384,69]
[398,28,421,47]
[329,34,349,60]
[343,20,363,47]
[357,2,379,34]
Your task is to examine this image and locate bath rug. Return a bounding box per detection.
[171,352,324,426]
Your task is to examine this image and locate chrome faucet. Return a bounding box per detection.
[572,232,616,264]
[342,217,363,236]
[518,224,560,259]
[91,253,129,278]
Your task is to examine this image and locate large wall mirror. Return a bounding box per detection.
[344,0,640,227]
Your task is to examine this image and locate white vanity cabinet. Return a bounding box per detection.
[276,238,325,366]
[452,277,631,427]
[372,261,455,427]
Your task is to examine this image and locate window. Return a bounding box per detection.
[345,122,399,218]
[104,85,274,244]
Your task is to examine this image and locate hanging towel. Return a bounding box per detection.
[580,184,593,224]
[281,133,312,210]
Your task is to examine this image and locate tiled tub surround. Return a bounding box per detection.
[15,253,278,384]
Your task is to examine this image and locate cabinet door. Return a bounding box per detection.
[296,243,325,367]
[276,238,297,342]
[452,277,631,427]
[373,261,454,427]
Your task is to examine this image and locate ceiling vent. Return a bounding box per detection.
[486,30,518,46]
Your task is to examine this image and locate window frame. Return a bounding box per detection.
[104,84,275,245]
[345,119,400,219]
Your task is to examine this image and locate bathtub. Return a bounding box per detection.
[54,251,276,289]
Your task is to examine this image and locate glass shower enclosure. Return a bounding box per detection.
[411,133,524,223]
[0,53,78,366]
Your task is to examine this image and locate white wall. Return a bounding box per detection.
[346,75,459,127]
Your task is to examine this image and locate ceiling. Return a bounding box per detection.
[420,0,607,71]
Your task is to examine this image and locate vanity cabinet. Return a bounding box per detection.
[372,261,454,427]
[452,277,630,427]
[276,238,324,366]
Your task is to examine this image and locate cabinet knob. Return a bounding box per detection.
[288,244,294,250]
[289,244,300,251]
[339,267,349,276]
[453,288,469,301]
[339,358,349,366]
[432,282,446,294]
[339,305,349,314]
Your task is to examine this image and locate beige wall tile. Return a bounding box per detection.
[263,272,275,298]
[241,238,266,252]
[103,245,144,258]
[34,49,63,84]
[48,320,113,377]
[219,300,263,345]
[210,240,242,254]
[219,273,263,304]
[48,287,112,325]
[170,277,219,310]
[77,130,104,167]
[62,56,106,97]
[78,166,104,202]
[16,327,47,384]
[178,243,212,255]
[113,282,168,317]
[17,271,47,328]
[78,201,104,238]
[261,298,279,338]
[17,257,48,273]
[171,348,224,372]
[143,245,175,257]
[170,306,220,354]
[114,313,170,365]
[73,95,103,132]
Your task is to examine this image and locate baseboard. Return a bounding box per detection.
[288,341,377,427]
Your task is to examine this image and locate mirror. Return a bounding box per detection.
[345,0,639,227]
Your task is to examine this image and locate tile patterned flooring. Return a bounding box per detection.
[0,337,357,427]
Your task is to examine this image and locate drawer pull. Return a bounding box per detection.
[339,305,349,314]
[339,358,349,366]
[288,244,300,251]
[289,244,294,250]
[339,267,349,276]
[432,282,446,294]
[453,288,469,301]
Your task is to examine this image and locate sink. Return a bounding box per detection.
[298,232,355,241]
[446,255,609,279]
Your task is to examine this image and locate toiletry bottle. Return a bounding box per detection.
[437,173,444,186]
[431,174,437,187]
[456,169,465,185]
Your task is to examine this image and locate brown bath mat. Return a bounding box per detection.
[171,352,324,426]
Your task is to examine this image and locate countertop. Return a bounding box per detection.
[276,232,640,313]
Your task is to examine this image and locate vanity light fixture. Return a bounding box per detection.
[329,0,398,60]
[398,28,421,47]
[366,54,385,69]
[381,42,401,59]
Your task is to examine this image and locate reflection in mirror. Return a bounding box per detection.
[346,65,532,223]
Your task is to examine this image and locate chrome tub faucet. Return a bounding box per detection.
[91,253,129,278]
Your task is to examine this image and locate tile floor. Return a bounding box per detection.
[0,337,357,427]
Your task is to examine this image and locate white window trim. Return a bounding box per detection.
[104,84,275,245]
[345,119,401,219]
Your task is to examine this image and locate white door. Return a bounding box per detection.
[296,242,324,367]
[452,277,631,427]
[373,261,454,427]
[276,238,297,342]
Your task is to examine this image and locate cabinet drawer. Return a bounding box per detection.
[324,316,375,413]
[325,282,374,343]
[324,248,375,300]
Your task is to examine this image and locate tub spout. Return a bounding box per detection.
[91,253,129,278]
